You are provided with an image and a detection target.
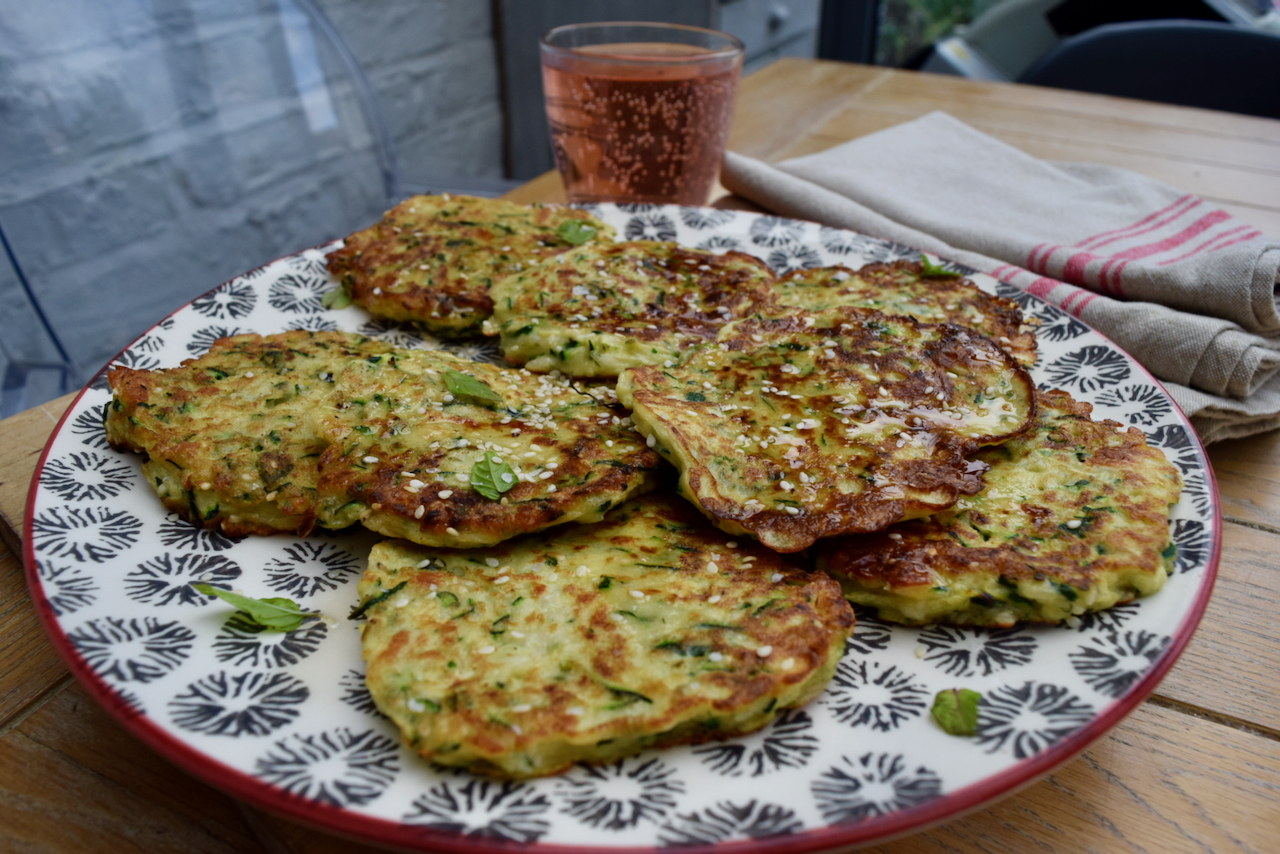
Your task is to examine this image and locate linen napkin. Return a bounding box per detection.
[720,111,1280,444]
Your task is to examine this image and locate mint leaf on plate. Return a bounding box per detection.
[193,583,316,632]
[931,687,982,736]
[920,254,962,278]
[471,451,518,500]
[321,286,353,310]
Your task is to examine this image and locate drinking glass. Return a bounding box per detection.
[540,22,744,206]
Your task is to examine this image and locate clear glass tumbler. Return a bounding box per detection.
[540,22,745,206]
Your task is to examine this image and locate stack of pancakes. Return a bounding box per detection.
[107,195,1181,778]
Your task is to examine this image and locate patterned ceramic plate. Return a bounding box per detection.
[24,205,1219,853]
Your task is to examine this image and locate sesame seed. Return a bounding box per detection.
[363,455,379,464]
[486,558,500,567]
[512,704,532,713]
[438,489,453,499]
[784,506,800,515]
[446,526,459,536]
[709,652,724,662]
[479,645,496,655]
[629,589,645,599]
[244,371,254,378]
[708,594,722,604]
[726,541,738,548]
[495,575,510,584]
[780,658,795,670]
[707,561,719,573]
[547,485,557,492]
[577,565,589,575]
[511,630,525,638]
[888,532,902,540]
[757,645,773,657]
[646,434,656,447]
[199,482,212,490]
[1066,519,1082,528]
[771,573,783,582]
[567,706,584,716]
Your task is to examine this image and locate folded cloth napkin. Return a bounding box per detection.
[720,111,1280,444]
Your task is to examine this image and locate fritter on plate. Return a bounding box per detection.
[483,240,778,377]
[816,389,1182,626]
[308,347,663,547]
[616,308,1037,552]
[105,330,396,537]
[326,194,615,337]
[773,260,1039,366]
[357,493,854,778]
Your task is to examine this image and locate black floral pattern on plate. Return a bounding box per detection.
[975,682,1095,758]
[29,506,143,563]
[845,606,893,655]
[693,709,816,776]
[285,315,341,333]
[192,279,257,321]
[658,800,803,846]
[1029,311,1090,345]
[1068,601,1141,633]
[696,235,741,252]
[1172,518,1209,575]
[37,561,99,617]
[133,331,166,354]
[89,349,163,391]
[269,273,328,314]
[1094,384,1173,426]
[811,753,942,824]
[125,553,241,607]
[1180,470,1212,516]
[1145,423,1201,475]
[263,541,361,598]
[825,661,929,731]
[212,614,328,670]
[818,226,871,257]
[169,671,309,736]
[68,616,196,682]
[70,407,113,450]
[403,778,551,843]
[1043,345,1131,393]
[255,728,399,807]
[680,208,735,230]
[1070,631,1169,698]
[41,452,136,502]
[156,517,236,552]
[188,325,247,356]
[356,319,437,350]
[625,214,678,242]
[439,338,504,365]
[917,625,1037,677]
[339,668,383,717]
[748,216,805,248]
[617,203,661,213]
[557,757,684,830]
[767,244,824,274]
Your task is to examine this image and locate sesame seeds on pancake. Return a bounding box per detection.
[308,348,663,547]
[616,307,1038,552]
[816,389,1182,626]
[773,260,1039,366]
[357,493,853,778]
[326,194,615,337]
[483,240,778,377]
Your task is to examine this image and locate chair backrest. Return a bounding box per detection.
[1016,19,1280,119]
[0,0,401,417]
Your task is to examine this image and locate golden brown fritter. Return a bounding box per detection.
[105,330,397,536]
[616,307,1037,552]
[483,240,778,377]
[816,389,1182,626]
[357,493,853,778]
[773,260,1039,366]
[308,347,664,547]
[327,194,615,337]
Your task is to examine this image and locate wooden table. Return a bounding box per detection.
[3,60,1279,853]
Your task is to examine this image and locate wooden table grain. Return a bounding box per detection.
[3,60,1279,853]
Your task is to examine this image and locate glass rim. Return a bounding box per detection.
[540,21,745,64]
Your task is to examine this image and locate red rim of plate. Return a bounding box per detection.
[21,228,1223,854]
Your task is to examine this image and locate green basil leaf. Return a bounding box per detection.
[931,687,982,736]
[920,254,962,278]
[443,369,504,407]
[470,451,517,500]
[557,219,598,245]
[321,286,353,310]
[193,583,316,632]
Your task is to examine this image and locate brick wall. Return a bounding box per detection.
[0,0,506,403]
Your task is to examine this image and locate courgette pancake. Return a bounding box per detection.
[816,389,1182,626]
[105,330,397,537]
[772,260,1039,366]
[482,240,778,377]
[308,347,663,547]
[616,307,1037,552]
[356,493,854,778]
[326,194,615,337]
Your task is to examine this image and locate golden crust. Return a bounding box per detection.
[327,194,615,336]
[358,493,853,778]
[816,389,1183,626]
[483,241,779,377]
[774,261,1039,366]
[105,330,398,537]
[308,348,664,547]
[616,307,1037,552]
